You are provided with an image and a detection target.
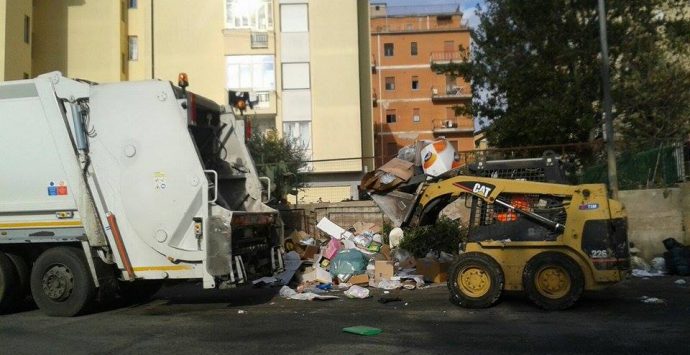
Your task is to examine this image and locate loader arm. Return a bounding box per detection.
[404,176,577,230]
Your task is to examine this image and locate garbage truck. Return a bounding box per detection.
[0,72,284,316]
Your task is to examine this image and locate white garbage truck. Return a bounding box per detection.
[0,72,284,316]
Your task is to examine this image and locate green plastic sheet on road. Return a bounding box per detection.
[342,326,383,336]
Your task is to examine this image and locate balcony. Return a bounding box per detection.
[432,118,474,134]
[431,86,471,102]
[430,51,465,65]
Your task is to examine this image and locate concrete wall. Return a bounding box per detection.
[33,0,122,81]
[0,0,6,80]
[619,184,690,261]
[2,0,32,80]
[309,0,363,173]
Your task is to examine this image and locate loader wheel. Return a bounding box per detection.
[0,251,19,313]
[30,247,96,317]
[7,253,31,301]
[523,252,584,311]
[448,252,504,308]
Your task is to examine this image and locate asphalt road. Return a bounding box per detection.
[1,276,689,354]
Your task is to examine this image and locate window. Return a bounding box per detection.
[385,77,395,91]
[386,109,397,123]
[411,42,418,56]
[129,0,137,8]
[226,0,273,30]
[128,36,138,61]
[23,16,30,44]
[412,108,420,123]
[283,121,311,149]
[384,43,394,56]
[280,3,308,32]
[225,55,275,90]
[411,76,419,90]
[282,63,310,89]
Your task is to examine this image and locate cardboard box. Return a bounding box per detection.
[300,245,319,260]
[374,260,396,282]
[302,266,332,284]
[416,258,449,283]
[349,274,370,285]
[378,244,392,261]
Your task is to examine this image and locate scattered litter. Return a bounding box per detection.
[404,302,409,306]
[279,286,339,301]
[343,326,383,336]
[377,279,402,290]
[650,257,666,273]
[674,279,686,285]
[237,310,247,314]
[344,285,371,299]
[640,296,665,304]
[383,291,390,294]
[378,296,402,304]
[389,227,404,249]
[632,269,665,278]
[275,251,303,284]
[252,276,279,286]
[631,256,651,272]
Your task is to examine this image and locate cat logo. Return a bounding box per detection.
[472,183,493,197]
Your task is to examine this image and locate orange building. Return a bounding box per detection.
[370,3,474,166]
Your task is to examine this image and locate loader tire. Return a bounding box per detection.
[30,247,96,317]
[6,252,31,302]
[523,252,584,311]
[0,251,19,313]
[448,252,504,308]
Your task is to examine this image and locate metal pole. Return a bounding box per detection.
[597,0,618,198]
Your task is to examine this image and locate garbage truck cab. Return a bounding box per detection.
[0,72,283,316]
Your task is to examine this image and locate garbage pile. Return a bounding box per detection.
[662,238,690,276]
[630,238,690,277]
[275,217,456,300]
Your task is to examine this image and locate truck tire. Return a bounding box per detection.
[118,280,163,304]
[448,252,504,308]
[6,252,30,302]
[523,252,584,311]
[30,247,96,317]
[0,251,19,313]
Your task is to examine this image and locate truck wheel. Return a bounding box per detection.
[448,252,504,308]
[523,252,584,311]
[0,251,19,313]
[118,280,163,304]
[30,247,96,317]
[6,253,30,302]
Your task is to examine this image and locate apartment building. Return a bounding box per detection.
[12,0,373,203]
[370,3,474,167]
[0,0,32,81]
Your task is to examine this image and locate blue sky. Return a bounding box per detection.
[383,0,484,28]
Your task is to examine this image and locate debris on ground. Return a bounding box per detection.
[662,238,690,276]
[237,310,247,314]
[342,326,383,336]
[378,296,402,304]
[674,279,686,285]
[640,296,665,304]
[344,285,370,299]
[279,286,339,301]
[632,269,665,278]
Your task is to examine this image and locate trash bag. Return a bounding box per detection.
[661,238,690,276]
[329,249,368,277]
[650,257,666,273]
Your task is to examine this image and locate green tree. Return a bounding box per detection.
[246,130,307,203]
[434,0,690,151]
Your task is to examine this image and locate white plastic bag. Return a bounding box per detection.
[344,285,371,299]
